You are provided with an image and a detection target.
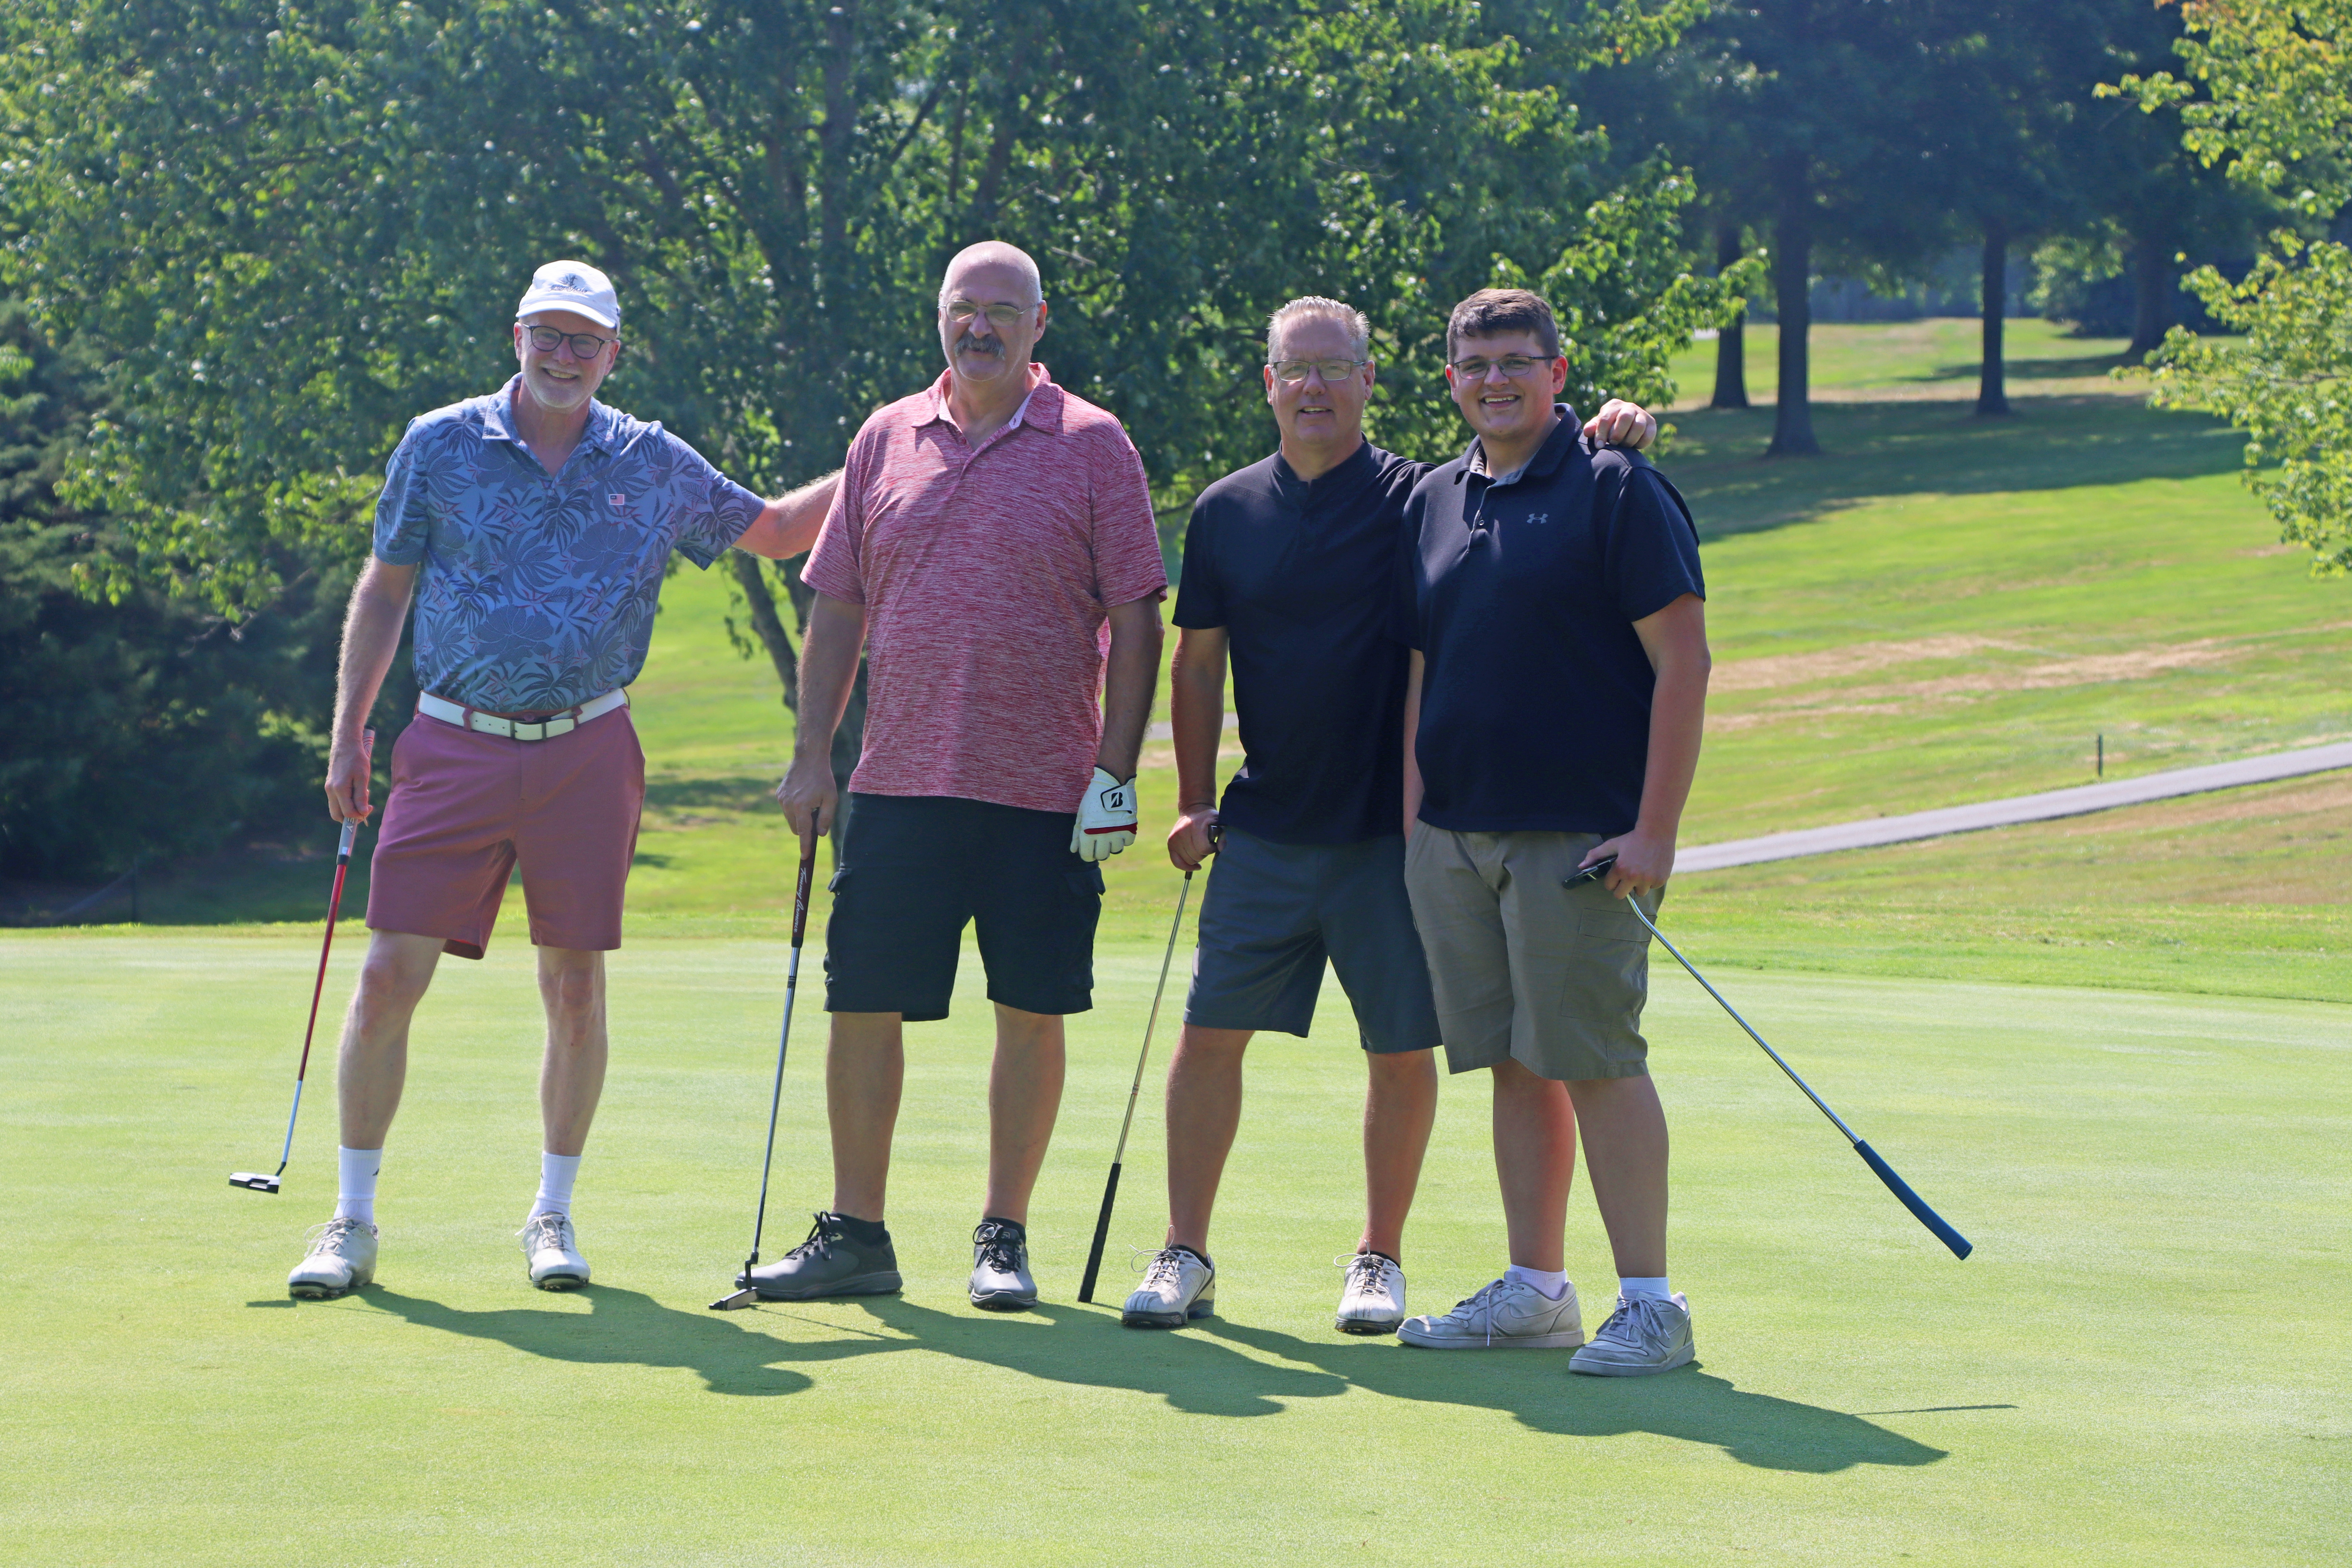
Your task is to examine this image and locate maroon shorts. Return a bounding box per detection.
[365,707,645,958]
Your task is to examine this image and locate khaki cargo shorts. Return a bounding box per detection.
[1402,825,1661,1081]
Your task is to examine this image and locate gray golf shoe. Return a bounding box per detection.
[1398,1276,1583,1349]
[968,1217,1039,1310]
[1335,1250,1407,1335]
[739,1212,902,1300]
[1570,1292,1695,1376]
[287,1216,378,1300]
[1121,1247,1215,1328]
[520,1211,591,1291]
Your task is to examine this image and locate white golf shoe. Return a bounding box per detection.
[1121,1247,1215,1328]
[287,1216,378,1300]
[1570,1292,1694,1376]
[1398,1276,1583,1349]
[520,1211,591,1291]
[1335,1250,1406,1335]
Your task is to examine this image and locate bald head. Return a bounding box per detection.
[938,241,1043,310]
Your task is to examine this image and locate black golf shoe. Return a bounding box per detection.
[739,1212,902,1300]
[968,1216,1039,1310]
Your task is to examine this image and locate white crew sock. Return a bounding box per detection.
[1505,1264,1569,1300]
[335,1147,382,1225]
[531,1152,581,1220]
[1619,1275,1671,1300]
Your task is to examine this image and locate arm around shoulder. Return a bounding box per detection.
[735,470,843,560]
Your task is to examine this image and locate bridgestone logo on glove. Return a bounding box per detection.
[1072,767,1139,862]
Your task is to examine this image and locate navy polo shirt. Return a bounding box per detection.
[1396,408,1704,836]
[1174,441,1430,844]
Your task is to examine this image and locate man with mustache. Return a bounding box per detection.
[1396,288,1708,1375]
[289,261,839,1300]
[1120,296,1657,1333]
[751,241,1167,1312]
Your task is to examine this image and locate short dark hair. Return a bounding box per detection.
[1446,288,1560,360]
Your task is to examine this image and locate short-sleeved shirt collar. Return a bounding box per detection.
[1463,406,1580,487]
[1269,437,1376,505]
[906,362,1063,439]
[478,374,621,455]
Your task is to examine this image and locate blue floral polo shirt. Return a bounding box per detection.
[372,376,765,713]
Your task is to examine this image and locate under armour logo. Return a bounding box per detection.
[1524,512,1550,526]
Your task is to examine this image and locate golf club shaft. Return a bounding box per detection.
[1622,896,1973,1260]
[1622,898,1858,1142]
[743,834,819,1271]
[1077,869,1192,1304]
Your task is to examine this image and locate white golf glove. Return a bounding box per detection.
[1072,766,1138,862]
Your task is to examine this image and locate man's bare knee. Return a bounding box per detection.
[1368,1047,1436,1082]
[354,937,438,1022]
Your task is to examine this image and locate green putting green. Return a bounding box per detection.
[2,928,2344,1564]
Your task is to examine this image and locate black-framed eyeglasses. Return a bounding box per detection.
[1449,353,1558,380]
[519,322,619,358]
[1270,358,1367,385]
[945,300,1032,328]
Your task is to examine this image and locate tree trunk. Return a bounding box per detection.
[2128,240,2177,357]
[730,552,800,710]
[1768,170,1817,456]
[1710,224,1749,410]
[1977,220,2010,417]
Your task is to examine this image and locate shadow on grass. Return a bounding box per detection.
[357,1287,1343,1415]
[1664,399,2242,539]
[351,1287,1944,1471]
[643,777,779,812]
[1200,1319,1947,1474]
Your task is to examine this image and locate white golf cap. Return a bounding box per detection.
[516,260,621,330]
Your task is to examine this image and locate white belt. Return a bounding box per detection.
[417,688,628,742]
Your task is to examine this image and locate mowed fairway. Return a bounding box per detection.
[2,930,2347,1565]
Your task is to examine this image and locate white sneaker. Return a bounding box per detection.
[1335,1251,1406,1335]
[1121,1247,1215,1328]
[1398,1276,1583,1349]
[288,1216,378,1300]
[1570,1292,1694,1376]
[520,1211,590,1291]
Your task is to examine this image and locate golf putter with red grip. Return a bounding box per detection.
[232,728,374,1194]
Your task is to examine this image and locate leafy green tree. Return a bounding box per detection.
[2118,0,2352,574]
[0,300,370,880]
[2,0,1733,779]
[1597,1,1971,455]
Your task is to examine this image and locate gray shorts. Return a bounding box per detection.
[1402,825,1660,1081]
[1184,827,1442,1054]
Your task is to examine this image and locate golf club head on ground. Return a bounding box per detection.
[708,1287,758,1311]
[229,1172,282,1193]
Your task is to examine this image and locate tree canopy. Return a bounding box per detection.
[2120,0,2352,574]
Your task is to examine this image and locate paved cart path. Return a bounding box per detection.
[1680,740,2352,873]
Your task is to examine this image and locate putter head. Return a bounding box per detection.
[229,1172,281,1193]
[708,1287,758,1312]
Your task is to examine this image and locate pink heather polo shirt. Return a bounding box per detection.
[803,363,1168,816]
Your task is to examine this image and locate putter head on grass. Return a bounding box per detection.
[707,1287,758,1311]
[228,1172,281,1193]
